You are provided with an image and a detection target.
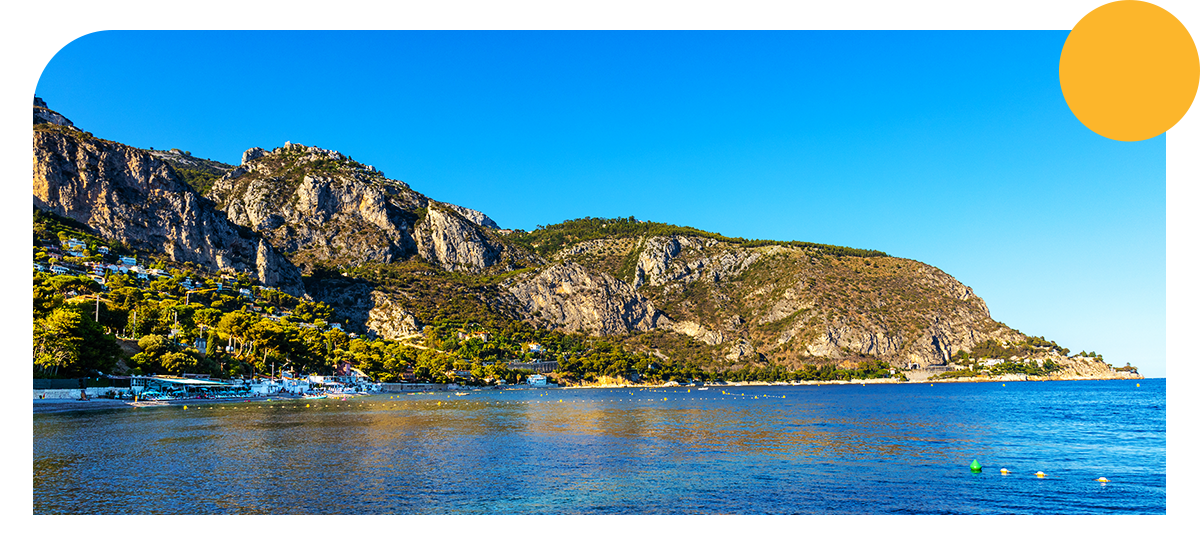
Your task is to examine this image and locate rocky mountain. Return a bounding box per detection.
[483,221,1022,369]
[504,261,667,336]
[31,98,1117,375]
[147,148,235,195]
[32,102,305,296]
[33,98,73,127]
[207,142,536,274]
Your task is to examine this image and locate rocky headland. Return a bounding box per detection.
[31,98,1140,380]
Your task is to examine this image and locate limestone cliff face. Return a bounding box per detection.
[33,103,73,127]
[365,291,422,339]
[552,233,1018,368]
[413,205,502,272]
[32,125,305,296]
[443,203,499,229]
[634,235,763,289]
[504,262,666,336]
[208,143,528,273]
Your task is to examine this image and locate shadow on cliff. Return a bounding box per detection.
[301,266,379,335]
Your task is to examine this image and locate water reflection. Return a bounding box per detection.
[34,381,1164,514]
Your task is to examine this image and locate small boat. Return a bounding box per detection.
[127,401,168,408]
[454,392,470,396]
[302,394,327,400]
[698,387,710,391]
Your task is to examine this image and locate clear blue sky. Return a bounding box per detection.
[34,31,1166,377]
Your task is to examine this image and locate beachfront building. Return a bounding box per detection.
[528,374,548,386]
[130,375,245,400]
[510,360,559,374]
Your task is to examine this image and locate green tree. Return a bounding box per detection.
[291,300,335,323]
[33,307,120,377]
[161,352,198,375]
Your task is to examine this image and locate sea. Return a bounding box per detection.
[33,378,1165,515]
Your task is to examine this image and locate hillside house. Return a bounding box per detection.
[50,265,70,275]
[457,331,491,342]
[119,256,137,266]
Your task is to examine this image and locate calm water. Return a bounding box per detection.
[33,379,1165,514]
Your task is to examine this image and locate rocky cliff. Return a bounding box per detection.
[31,100,1115,375]
[33,98,73,127]
[520,227,1024,369]
[504,261,667,336]
[32,110,305,296]
[207,143,535,274]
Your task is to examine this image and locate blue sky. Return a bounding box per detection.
[34,30,1166,376]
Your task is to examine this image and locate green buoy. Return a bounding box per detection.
[970,459,983,473]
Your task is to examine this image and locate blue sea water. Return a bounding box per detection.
[33,379,1165,514]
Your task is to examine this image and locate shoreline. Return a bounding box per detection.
[33,394,292,415]
[559,372,1144,389]
[34,374,1149,414]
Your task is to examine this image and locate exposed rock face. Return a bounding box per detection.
[208,143,523,273]
[366,291,422,339]
[241,147,267,164]
[553,233,1017,368]
[671,320,726,346]
[1029,356,1142,380]
[33,98,73,127]
[504,262,666,336]
[32,125,305,296]
[634,235,762,288]
[443,203,499,229]
[413,205,502,271]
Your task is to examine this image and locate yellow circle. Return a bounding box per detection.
[1060,1,1199,141]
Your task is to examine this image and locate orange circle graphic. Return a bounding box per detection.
[1060,1,1199,141]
